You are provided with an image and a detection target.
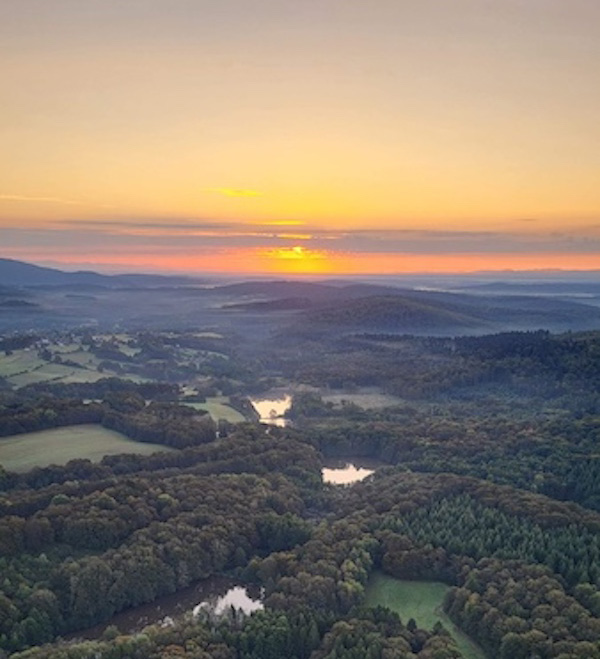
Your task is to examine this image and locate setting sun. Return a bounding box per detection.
[260,245,333,274]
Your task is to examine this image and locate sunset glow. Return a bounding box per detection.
[1,1,599,275]
[260,246,332,275]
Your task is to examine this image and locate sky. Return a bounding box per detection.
[1,0,600,275]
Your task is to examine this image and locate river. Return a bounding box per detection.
[66,576,263,641]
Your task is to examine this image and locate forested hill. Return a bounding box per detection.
[209,279,600,336]
[300,295,486,333]
[282,291,600,336]
[209,280,405,300]
[0,258,201,288]
[3,257,600,336]
[5,324,600,656]
[3,431,600,658]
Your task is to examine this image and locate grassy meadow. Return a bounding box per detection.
[321,388,402,409]
[365,573,486,659]
[0,344,147,388]
[183,397,245,423]
[0,424,172,473]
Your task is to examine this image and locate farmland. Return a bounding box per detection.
[0,344,141,388]
[0,331,234,390]
[0,424,172,472]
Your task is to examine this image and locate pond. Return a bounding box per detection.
[249,393,292,426]
[67,576,263,640]
[322,457,385,485]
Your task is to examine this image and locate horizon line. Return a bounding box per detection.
[4,256,600,280]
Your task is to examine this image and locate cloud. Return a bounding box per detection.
[4,222,600,259]
[0,193,114,209]
[0,194,82,206]
[275,233,313,240]
[204,188,263,197]
[56,219,313,241]
[324,229,600,254]
[259,220,305,226]
[61,218,248,232]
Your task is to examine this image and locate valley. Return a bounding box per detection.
[2,261,600,657]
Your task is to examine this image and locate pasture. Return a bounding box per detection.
[183,398,245,423]
[0,424,172,473]
[0,349,45,379]
[321,388,402,409]
[0,344,146,388]
[365,573,486,659]
[8,362,108,388]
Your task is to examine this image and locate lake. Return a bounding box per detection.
[67,576,263,640]
[322,457,385,485]
[249,393,292,426]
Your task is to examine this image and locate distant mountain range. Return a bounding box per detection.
[206,277,600,334]
[0,258,203,288]
[2,257,600,335]
[260,290,600,337]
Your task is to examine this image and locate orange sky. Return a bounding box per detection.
[1,1,599,275]
[5,241,600,277]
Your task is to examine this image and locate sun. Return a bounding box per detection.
[260,245,333,274]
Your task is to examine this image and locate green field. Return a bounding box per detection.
[183,397,245,423]
[0,424,172,473]
[0,345,147,388]
[365,573,486,659]
[0,350,45,378]
[8,363,109,388]
[321,390,402,409]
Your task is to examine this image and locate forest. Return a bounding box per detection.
[3,290,600,657]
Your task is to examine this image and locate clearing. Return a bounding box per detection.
[0,424,172,472]
[182,397,245,423]
[321,388,402,409]
[365,572,486,659]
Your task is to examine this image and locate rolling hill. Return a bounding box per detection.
[0,258,203,288]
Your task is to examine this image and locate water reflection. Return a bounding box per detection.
[250,394,292,426]
[194,585,263,617]
[322,458,384,485]
[67,577,263,640]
